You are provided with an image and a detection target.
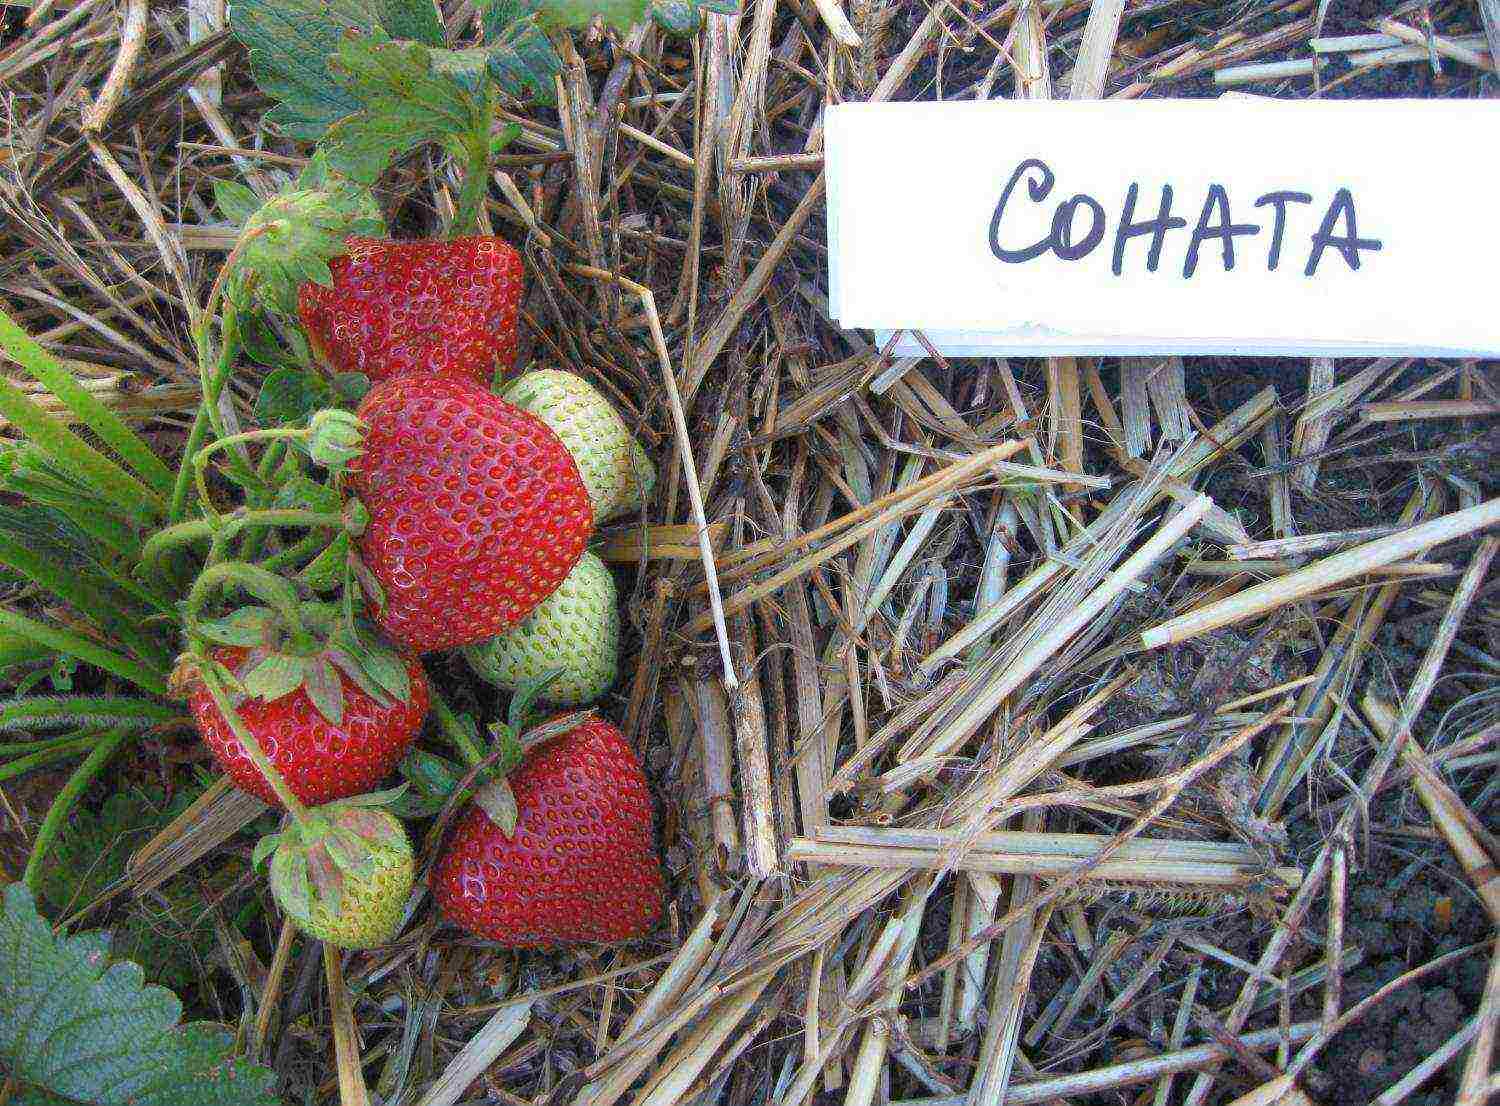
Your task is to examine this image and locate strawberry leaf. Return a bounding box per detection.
[303,656,345,725]
[251,832,282,870]
[323,35,489,184]
[324,645,395,708]
[0,884,278,1106]
[479,1,559,104]
[241,653,307,702]
[373,0,445,46]
[229,0,377,140]
[486,722,526,777]
[473,778,519,835]
[196,607,278,648]
[349,629,412,702]
[274,475,344,515]
[212,179,262,226]
[255,366,336,428]
[301,533,351,592]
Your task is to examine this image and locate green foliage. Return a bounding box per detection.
[229,0,381,140]
[32,788,189,913]
[0,310,168,523]
[0,883,277,1105]
[651,0,738,35]
[324,34,492,183]
[0,696,181,734]
[30,785,243,995]
[215,172,385,313]
[255,366,336,427]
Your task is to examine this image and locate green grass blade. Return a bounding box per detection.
[0,360,166,522]
[0,629,51,671]
[0,608,168,695]
[0,734,98,784]
[0,533,173,670]
[23,728,132,891]
[0,696,182,732]
[0,307,175,498]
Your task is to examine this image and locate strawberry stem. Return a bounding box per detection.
[194,654,313,823]
[185,561,319,654]
[450,90,494,237]
[429,687,487,770]
[192,427,311,520]
[170,303,243,522]
[140,508,346,579]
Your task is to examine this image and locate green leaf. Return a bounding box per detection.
[532,0,650,34]
[332,372,372,405]
[487,721,526,777]
[323,35,488,183]
[480,1,559,102]
[237,311,300,368]
[241,653,306,702]
[350,629,411,701]
[300,533,350,592]
[303,656,345,725]
[0,697,180,734]
[472,778,519,835]
[0,309,173,502]
[257,368,336,430]
[0,884,277,1106]
[374,0,445,45]
[212,179,263,226]
[229,0,381,140]
[0,608,168,696]
[251,833,281,870]
[194,607,279,648]
[0,316,167,521]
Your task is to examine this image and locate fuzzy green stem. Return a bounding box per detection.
[172,304,244,522]
[195,659,312,823]
[140,508,345,579]
[193,427,308,519]
[260,531,333,574]
[186,561,318,653]
[22,729,130,891]
[451,98,493,237]
[430,686,487,769]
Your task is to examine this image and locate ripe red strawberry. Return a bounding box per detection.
[185,642,429,808]
[348,373,593,653]
[430,716,663,946]
[298,236,523,385]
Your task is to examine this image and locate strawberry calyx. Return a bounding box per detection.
[257,789,412,938]
[307,408,366,472]
[189,598,414,727]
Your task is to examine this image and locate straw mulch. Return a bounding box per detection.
[2,1,1498,1103]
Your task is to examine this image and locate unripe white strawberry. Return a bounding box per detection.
[501,370,655,523]
[464,552,619,706]
[261,797,413,949]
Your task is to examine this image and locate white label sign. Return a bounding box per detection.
[824,99,1500,357]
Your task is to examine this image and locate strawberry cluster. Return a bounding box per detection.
[184,237,663,950]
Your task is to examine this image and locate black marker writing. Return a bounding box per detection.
[1113,183,1187,275]
[1254,191,1313,271]
[1305,187,1383,276]
[987,158,1383,278]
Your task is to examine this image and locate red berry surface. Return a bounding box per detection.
[350,374,593,653]
[187,646,429,807]
[298,236,523,385]
[431,718,664,946]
